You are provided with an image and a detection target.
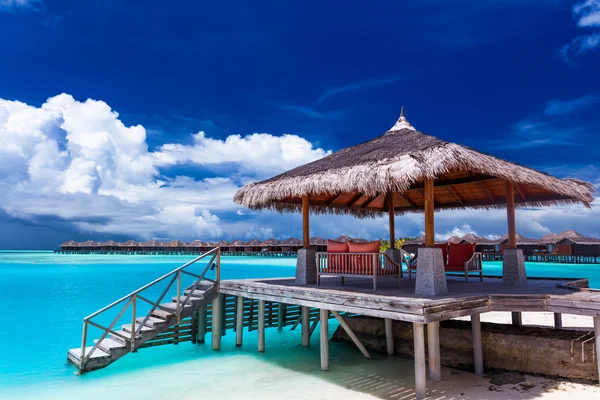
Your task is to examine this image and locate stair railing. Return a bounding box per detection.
[78,247,220,372]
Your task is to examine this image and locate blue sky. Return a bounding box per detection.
[0,0,599,249]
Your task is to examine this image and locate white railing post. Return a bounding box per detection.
[131,294,137,351]
[80,320,88,371]
[176,271,181,322]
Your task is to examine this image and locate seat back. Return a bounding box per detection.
[434,243,449,266]
[447,243,476,270]
[326,240,349,272]
[348,240,381,274]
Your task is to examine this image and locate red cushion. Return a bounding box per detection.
[348,240,380,253]
[327,240,349,253]
[447,243,476,268]
[434,243,448,266]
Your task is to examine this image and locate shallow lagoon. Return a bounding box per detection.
[0,251,598,399]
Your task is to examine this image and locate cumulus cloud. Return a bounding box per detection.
[434,223,478,241]
[0,0,40,11]
[0,93,329,240]
[574,0,600,27]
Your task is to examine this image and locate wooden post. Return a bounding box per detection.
[197,305,206,344]
[511,312,522,326]
[506,181,517,249]
[211,296,221,350]
[301,306,310,347]
[413,323,426,399]
[554,313,563,329]
[424,177,435,247]
[236,296,244,347]
[258,299,265,352]
[472,314,484,376]
[384,318,394,355]
[427,322,441,381]
[191,311,198,344]
[320,309,329,371]
[302,195,310,249]
[277,303,284,332]
[332,311,370,358]
[388,194,395,249]
[594,317,600,384]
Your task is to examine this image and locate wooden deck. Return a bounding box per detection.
[220,275,600,323]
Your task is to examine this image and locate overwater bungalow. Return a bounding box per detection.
[243,239,262,252]
[232,110,596,397]
[119,240,139,252]
[460,233,480,244]
[213,240,231,252]
[309,236,327,252]
[557,233,600,257]
[259,238,280,252]
[279,237,302,253]
[79,240,98,251]
[186,240,211,253]
[98,240,118,252]
[140,239,163,253]
[60,240,78,251]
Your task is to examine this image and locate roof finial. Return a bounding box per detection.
[400,105,405,118]
[387,106,416,133]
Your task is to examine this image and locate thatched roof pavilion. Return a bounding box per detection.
[460,234,480,244]
[235,110,595,295]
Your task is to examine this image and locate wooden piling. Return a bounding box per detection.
[197,306,206,344]
[301,306,310,347]
[511,312,522,326]
[413,323,426,399]
[554,313,563,329]
[236,296,244,347]
[427,321,441,381]
[277,303,284,332]
[594,317,600,384]
[332,311,370,358]
[472,313,484,376]
[258,299,265,352]
[320,309,329,371]
[384,318,394,355]
[211,296,221,350]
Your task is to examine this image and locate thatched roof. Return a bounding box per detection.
[260,238,279,247]
[230,240,245,247]
[446,236,462,244]
[165,240,186,247]
[310,236,327,245]
[81,240,98,247]
[280,238,302,246]
[244,239,262,247]
[213,240,230,247]
[460,234,480,244]
[141,240,163,247]
[235,113,594,217]
[119,240,138,247]
[61,240,77,246]
[186,240,210,247]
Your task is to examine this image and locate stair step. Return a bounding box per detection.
[122,324,154,334]
[68,346,110,361]
[137,316,169,328]
[110,330,138,344]
[160,302,192,312]
[183,289,206,298]
[95,338,127,353]
[185,281,214,291]
[171,295,204,304]
[151,309,176,320]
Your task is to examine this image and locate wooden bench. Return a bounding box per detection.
[316,252,402,290]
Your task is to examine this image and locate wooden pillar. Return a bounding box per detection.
[505,181,517,249]
[211,296,221,350]
[384,318,394,355]
[413,323,426,399]
[427,322,441,381]
[320,309,329,371]
[472,314,484,376]
[302,195,310,249]
[277,303,284,332]
[594,317,600,384]
[554,313,563,330]
[197,305,206,344]
[511,312,522,326]
[388,194,395,249]
[301,306,310,347]
[258,299,265,352]
[235,296,244,347]
[424,177,435,247]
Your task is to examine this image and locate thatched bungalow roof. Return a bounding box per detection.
[280,238,302,246]
[119,240,138,247]
[165,240,186,247]
[460,234,480,244]
[310,236,327,245]
[213,240,230,247]
[446,236,462,244]
[496,233,540,245]
[186,240,210,247]
[334,235,353,242]
[244,239,262,247]
[141,240,163,247]
[230,240,245,247]
[81,240,98,247]
[61,240,77,247]
[260,238,279,247]
[541,233,560,244]
[234,113,594,217]
[100,240,118,246]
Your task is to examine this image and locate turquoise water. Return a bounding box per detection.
[0,251,599,399]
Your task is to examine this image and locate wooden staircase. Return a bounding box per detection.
[67,248,220,373]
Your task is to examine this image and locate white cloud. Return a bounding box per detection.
[0,93,330,240]
[434,223,478,241]
[574,0,600,27]
[0,0,40,11]
[560,1,600,62]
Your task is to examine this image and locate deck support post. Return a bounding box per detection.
[594,317,600,384]
[502,181,527,287]
[472,314,484,376]
[388,193,395,249]
[197,305,206,344]
[211,296,222,350]
[301,306,310,347]
[415,177,447,296]
[258,299,265,352]
[554,313,563,329]
[413,323,427,399]
[320,309,330,371]
[511,312,522,326]
[427,322,441,381]
[296,196,317,284]
[277,303,284,332]
[332,311,370,358]
[385,318,394,355]
[236,296,244,347]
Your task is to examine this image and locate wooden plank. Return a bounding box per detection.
[346,193,364,207]
[197,306,206,343]
[385,318,394,355]
[211,296,221,350]
[302,306,310,347]
[472,314,484,376]
[594,317,600,384]
[413,323,426,399]
[320,309,329,371]
[332,311,370,358]
[258,299,265,352]
[446,186,463,204]
[511,312,522,326]
[236,296,244,346]
[554,313,563,329]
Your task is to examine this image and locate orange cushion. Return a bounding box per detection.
[327,240,349,253]
[348,240,380,253]
[447,243,476,268]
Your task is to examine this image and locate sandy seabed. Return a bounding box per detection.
[5,312,599,400]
